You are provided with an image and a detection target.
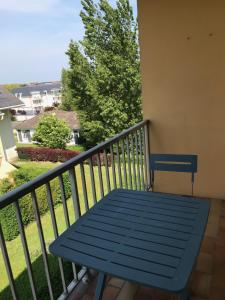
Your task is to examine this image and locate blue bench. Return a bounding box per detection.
[150,154,198,195]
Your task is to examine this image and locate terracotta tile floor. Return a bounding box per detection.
[69,199,225,300]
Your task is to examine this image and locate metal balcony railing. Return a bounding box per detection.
[0,120,150,300]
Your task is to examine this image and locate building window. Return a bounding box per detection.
[73,130,79,144]
[23,130,31,142]
[17,130,22,142]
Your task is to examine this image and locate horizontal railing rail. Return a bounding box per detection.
[0,119,150,300]
[0,120,150,209]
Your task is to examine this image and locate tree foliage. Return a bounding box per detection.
[3,83,24,91]
[32,115,71,149]
[61,0,142,147]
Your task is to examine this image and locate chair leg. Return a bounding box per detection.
[93,273,106,300]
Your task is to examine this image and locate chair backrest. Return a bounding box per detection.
[150,154,198,194]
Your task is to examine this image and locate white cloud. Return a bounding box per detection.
[0,0,59,13]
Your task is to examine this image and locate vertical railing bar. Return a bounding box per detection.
[142,125,148,190]
[126,136,133,189]
[68,168,79,284]
[110,145,117,189]
[135,131,141,190]
[144,122,151,189]
[104,149,111,193]
[142,127,147,190]
[31,190,54,300]
[97,153,104,198]
[0,223,18,300]
[80,163,89,212]
[121,139,128,189]
[58,175,77,279]
[14,201,38,300]
[131,133,137,190]
[88,158,97,204]
[58,174,70,228]
[69,168,81,221]
[116,142,122,188]
[46,182,68,295]
[139,129,145,190]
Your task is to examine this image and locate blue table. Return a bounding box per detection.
[49,189,210,300]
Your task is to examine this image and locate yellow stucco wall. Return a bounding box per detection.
[138,0,225,198]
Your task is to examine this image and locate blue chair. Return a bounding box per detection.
[150,154,198,195]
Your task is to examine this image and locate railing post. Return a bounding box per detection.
[46,182,68,296]
[69,168,81,221]
[126,136,133,189]
[110,145,117,189]
[80,163,89,212]
[88,158,97,204]
[104,149,111,193]
[96,153,104,198]
[14,202,38,300]
[31,191,54,300]
[144,120,151,190]
[116,142,123,188]
[0,224,18,300]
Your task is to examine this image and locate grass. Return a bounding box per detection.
[13,160,60,170]
[16,143,85,152]
[66,145,85,152]
[16,143,38,148]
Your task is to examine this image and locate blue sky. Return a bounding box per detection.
[0,0,137,84]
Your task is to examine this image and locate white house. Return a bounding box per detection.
[0,87,24,178]
[11,82,62,121]
[14,109,80,145]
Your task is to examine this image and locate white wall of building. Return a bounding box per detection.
[0,110,18,162]
[17,129,79,145]
[14,89,61,121]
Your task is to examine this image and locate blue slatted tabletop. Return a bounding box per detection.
[49,189,210,295]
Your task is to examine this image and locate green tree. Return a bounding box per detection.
[61,0,142,147]
[32,115,71,149]
[3,83,24,91]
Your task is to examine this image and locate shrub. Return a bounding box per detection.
[16,147,80,162]
[0,179,19,241]
[32,114,72,149]
[0,169,72,241]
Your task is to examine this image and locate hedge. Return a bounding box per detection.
[16,146,112,166]
[16,147,80,162]
[0,168,72,241]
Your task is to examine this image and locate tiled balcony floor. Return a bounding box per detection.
[68,198,225,300]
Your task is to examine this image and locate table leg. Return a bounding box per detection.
[179,288,190,300]
[93,273,106,300]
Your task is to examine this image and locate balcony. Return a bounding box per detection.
[0,120,225,300]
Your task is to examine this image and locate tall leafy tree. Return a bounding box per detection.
[61,0,142,147]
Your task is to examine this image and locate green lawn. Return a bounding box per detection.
[13,160,60,169]
[66,144,85,152]
[16,143,39,148]
[16,143,85,152]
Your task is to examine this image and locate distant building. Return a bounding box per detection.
[11,82,62,121]
[14,109,80,145]
[0,86,23,178]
